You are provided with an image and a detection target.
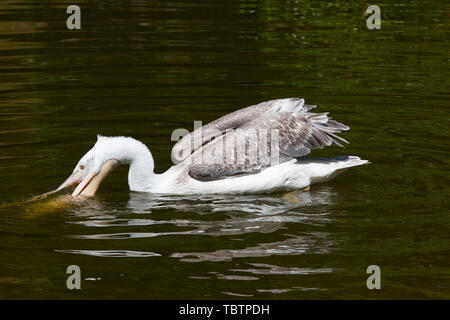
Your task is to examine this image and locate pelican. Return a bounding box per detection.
[54,98,368,197]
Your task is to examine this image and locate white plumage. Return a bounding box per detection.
[56,98,369,196]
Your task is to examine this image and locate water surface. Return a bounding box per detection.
[0,0,448,299]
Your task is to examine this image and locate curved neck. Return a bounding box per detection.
[127,146,156,191]
[97,136,156,191]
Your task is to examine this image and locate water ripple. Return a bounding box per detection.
[69,229,204,240]
[231,263,334,275]
[171,233,333,262]
[55,249,161,258]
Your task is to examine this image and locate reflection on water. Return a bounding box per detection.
[231,263,333,275]
[171,233,334,262]
[56,249,161,258]
[22,188,339,298]
[127,189,333,215]
[73,189,332,229]
[63,189,335,261]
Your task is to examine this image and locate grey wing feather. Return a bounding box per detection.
[187,107,350,181]
[171,98,307,164]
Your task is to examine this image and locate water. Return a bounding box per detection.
[0,0,448,299]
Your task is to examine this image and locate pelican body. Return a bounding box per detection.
[55,98,368,196]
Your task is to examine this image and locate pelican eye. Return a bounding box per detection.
[79,164,85,170]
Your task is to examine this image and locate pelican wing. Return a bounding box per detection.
[186,107,350,181]
[171,98,317,164]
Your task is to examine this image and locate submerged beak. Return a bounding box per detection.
[55,159,120,197]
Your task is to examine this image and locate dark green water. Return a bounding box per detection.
[0,0,448,299]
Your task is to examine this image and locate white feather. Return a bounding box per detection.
[88,136,368,194]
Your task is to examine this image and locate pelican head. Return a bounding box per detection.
[56,135,123,197]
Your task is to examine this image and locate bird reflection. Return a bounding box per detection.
[126,187,336,215]
[63,187,338,261]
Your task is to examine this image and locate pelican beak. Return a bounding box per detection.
[55,171,84,193]
[78,159,120,197]
[56,159,120,197]
[55,171,95,197]
[72,172,97,197]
